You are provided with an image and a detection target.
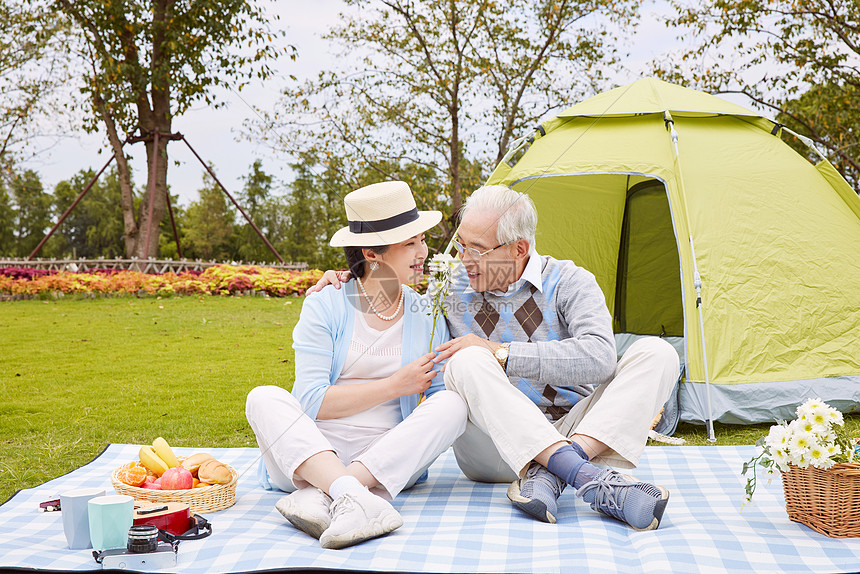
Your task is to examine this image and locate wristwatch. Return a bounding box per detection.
[494,343,511,370]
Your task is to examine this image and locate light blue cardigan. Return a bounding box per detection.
[292,280,450,418]
[257,280,450,490]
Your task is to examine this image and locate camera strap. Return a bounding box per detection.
[158,514,211,544]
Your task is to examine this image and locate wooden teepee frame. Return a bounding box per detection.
[28,131,284,263]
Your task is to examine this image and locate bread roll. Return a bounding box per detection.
[197,459,232,484]
[181,453,215,477]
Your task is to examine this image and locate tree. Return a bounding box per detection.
[777,82,860,190]
[659,0,860,192]
[273,153,455,268]
[182,173,234,261]
[233,159,276,263]
[10,169,52,257]
[54,0,291,258]
[277,154,350,269]
[0,1,69,179]
[252,0,639,242]
[51,167,126,258]
[0,180,16,255]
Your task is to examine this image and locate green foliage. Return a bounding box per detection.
[277,154,350,270]
[252,0,640,239]
[182,173,235,261]
[740,436,775,505]
[233,159,277,263]
[776,83,860,190]
[0,181,16,254]
[10,169,52,257]
[659,0,860,193]
[0,1,69,173]
[157,190,184,259]
[49,0,293,258]
[273,153,467,268]
[49,168,127,258]
[56,0,291,134]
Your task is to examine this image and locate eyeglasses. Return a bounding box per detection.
[452,237,510,261]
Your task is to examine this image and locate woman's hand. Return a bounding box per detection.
[306,270,352,295]
[388,352,438,397]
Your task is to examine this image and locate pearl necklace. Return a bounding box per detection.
[355,276,404,321]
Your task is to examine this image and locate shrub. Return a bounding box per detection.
[0,265,323,299]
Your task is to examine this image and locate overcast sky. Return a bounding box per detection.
[20,0,710,206]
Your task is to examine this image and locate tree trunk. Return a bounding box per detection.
[132,0,172,259]
[133,128,170,259]
[95,95,139,256]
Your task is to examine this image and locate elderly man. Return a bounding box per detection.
[312,184,679,530]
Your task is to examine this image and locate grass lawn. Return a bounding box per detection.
[2,295,858,504]
[1,295,301,504]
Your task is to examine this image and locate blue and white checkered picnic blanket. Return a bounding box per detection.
[2,444,859,573]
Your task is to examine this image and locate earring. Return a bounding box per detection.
[369,262,379,271]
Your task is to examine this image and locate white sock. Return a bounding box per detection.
[329,475,364,500]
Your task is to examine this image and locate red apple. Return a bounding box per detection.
[140,481,162,490]
[160,466,193,490]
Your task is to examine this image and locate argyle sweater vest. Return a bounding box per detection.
[443,256,617,422]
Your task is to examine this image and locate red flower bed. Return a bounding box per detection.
[0,265,323,298]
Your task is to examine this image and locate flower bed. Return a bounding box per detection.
[0,265,323,299]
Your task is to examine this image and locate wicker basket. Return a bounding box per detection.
[111,463,238,514]
[782,462,860,538]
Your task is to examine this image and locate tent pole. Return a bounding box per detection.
[689,235,716,442]
[664,111,716,442]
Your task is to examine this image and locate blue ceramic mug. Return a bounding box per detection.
[88,494,134,551]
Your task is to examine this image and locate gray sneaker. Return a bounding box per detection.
[506,462,566,523]
[575,469,669,531]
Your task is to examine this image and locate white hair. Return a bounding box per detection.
[461,185,537,249]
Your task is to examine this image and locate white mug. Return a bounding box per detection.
[88,494,134,551]
[59,487,105,549]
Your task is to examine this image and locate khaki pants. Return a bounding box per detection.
[444,337,679,482]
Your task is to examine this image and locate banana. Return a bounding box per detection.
[152,437,181,469]
[139,445,169,476]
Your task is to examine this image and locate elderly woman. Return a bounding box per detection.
[245,181,467,550]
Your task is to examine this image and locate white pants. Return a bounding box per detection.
[444,337,679,482]
[245,385,467,498]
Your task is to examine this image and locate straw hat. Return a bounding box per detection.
[329,181,443,247]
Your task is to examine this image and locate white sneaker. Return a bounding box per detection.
[275,487,333,539]
[319,487,403,549]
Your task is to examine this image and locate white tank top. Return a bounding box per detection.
[329,311,404,429]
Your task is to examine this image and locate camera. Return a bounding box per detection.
[93,525,177,570]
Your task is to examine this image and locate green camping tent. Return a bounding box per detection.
[486,77,860,426]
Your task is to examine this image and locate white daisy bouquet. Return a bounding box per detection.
[418,253,456,404]
[426,253,456,352]
[742,398,855,503]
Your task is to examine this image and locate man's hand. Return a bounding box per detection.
[306,269,352,295]
[434,334,503,364]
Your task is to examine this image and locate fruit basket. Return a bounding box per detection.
[782,462,860,538]
[111,463,238,514]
